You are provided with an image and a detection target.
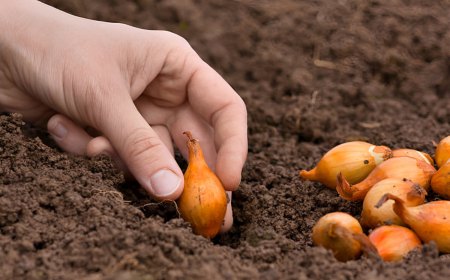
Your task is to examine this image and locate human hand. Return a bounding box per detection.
[0,1,247,231]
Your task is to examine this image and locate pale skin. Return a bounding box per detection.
[0,0,247,232]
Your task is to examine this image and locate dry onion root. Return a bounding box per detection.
[312,212,378,262]
[336,157,435,201]
[376,193,450,253]
[360,178,426,229]
[177,131,227,238]
[300,141,392,189]
[368,225,421,262]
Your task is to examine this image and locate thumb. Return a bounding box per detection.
[98,97,184,201]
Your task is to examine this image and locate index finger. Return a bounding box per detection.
[187,60,248,191]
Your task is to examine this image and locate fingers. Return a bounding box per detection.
[187,62,248,191]
[86,136,129,173]
[86,126,174,173]
[220,191,233,233]
[168,107,217,170]
[100,96,183,201]
[151,125,175,156]
[47,114,93,155]
[48,110,181,201]
[133,40,246,190]
[135,97,217,169]
[47,114,129,172]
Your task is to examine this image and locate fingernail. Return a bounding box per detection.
[49,123,67,140]
[148,169,181,197]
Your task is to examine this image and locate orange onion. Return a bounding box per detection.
[392,148,434,165]
[300,141,392,189]
[177,131,227,238]
[336,157,435,201]
[376,193,450,253]
[312,212,378,262]
[368,225,421,262]
[361,178,426,229]
[431,161,450,199]
[435,136,450,168]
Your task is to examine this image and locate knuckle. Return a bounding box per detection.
[81,84,109,128]
[159,31,197,59]
[160,31,191,47]
[235,96,248,115]
[80,80,125,130]
[124,129,164,160]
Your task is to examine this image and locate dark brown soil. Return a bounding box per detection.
[1,0,450,279]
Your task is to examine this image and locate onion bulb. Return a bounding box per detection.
[312,212,378,262]
[431,161,450,199]
[392,148,434,165]
[300,141,392,189]
[368,225,421,262]
[376,193,450,253]
[361,178,426,229]
[435,136,450,168]
[336,157,435,201]
[177,131,227,238]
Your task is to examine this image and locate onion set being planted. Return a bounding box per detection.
[177,131,227,238]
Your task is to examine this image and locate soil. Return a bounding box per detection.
[1,0,450,279]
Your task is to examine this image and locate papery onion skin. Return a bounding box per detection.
[431,161,450,199]
[392,149,434,165]
[312,212,376,261]
[336,157,435,201]
[177,131,227,238]
[300,141,392,189]
[376,193,450,253]
[368,225,421,262]
[435,136,450,168]
[361,178,426,229]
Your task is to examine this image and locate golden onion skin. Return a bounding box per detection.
[312,212,365,262]
[377,194,450,254]
[369,225,421,262]
[300,141,392,189]
[392,148,434,165]
[431,161,450,199]
[361,178,426,229]
[336,157,435,201]
[435,136,450,168]
[178,132,227,238]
